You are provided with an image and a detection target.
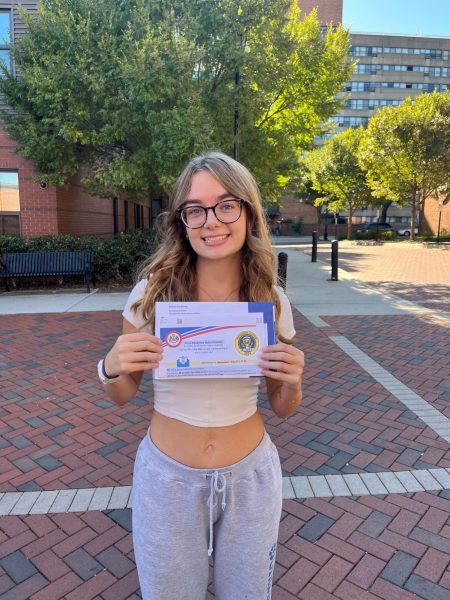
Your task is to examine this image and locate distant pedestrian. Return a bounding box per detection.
[98,152,304,599]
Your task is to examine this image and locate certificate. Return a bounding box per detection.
[155,302,275,379]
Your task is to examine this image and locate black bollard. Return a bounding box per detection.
[331,240,338,281]
[277,252,288,291]
[312,230,318,263]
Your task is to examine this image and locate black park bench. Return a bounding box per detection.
[0,251,96,293]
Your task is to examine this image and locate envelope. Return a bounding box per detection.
[155,301,275,379]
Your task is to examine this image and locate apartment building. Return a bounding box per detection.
[294,1,450,234]
[334,33,450,130]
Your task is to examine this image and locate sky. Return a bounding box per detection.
[343,0,450,37]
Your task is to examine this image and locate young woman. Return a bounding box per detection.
[98,152,304,599]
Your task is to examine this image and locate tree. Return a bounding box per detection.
[359,91,450,240]
[0,0,352,202]
[0,0,210,199]
[304,127,377,239]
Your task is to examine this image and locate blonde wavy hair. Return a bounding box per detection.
[132,151,287,339]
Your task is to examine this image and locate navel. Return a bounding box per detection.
[205,442,215,455]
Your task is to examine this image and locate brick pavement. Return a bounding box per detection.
[310,242,450,312]
[1,492,449,599]
[1,295,449,597]
[325,315,450,419]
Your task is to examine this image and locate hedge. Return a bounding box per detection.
[0,230,158,283]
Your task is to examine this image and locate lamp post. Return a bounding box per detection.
[233,32,244,161]
[323,199,329,241]
[233,67,240,161]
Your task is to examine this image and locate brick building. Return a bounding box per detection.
[0,1,155,238]
[422,194,450,237]
[297,0,342,25]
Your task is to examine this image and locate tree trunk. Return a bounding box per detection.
[381,200,392,222]
[410,192,417,241]
[347,206,353,240]
[418,195,426,236]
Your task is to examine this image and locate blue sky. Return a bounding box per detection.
[343,0,450,37]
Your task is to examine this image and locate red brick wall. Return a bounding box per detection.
[422,194,450,235]
[56,175,114,238]
[56,182,152,238]
[0,128,59,237]
[297,0,343,24]
[0,126,154,238]
[281,198,319,223]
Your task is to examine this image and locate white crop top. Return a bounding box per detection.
[122,279,296,427]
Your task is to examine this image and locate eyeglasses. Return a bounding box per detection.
[178,198,245,229]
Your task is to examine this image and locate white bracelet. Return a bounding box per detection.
[97,359,122,385]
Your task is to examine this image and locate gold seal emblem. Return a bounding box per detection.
[234,331,259,356]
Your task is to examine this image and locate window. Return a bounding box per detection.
[331,116,369,128]
[0,171,20,235]
[383,65,407,71]
[0,10,11,73]
[347,81,378,92]
[378,46,442,58]
[134,203,143,229]
[346,99,403,110]
[410,65,442,76]
[355,64,381,74]
[151,198,163,219]
[381,82,407,89]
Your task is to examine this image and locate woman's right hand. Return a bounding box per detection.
[104,333,163,377]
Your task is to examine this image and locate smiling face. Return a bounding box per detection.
[182,170,247,263]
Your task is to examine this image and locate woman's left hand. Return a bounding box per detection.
[259,342,305,386]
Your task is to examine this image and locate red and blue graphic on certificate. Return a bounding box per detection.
[155,302,275,379]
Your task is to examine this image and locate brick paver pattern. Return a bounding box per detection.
[310,243,450,311]
[0,283,449,597]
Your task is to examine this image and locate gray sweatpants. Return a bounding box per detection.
[132,428,283,600]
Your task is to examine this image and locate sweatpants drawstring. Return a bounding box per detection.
[206,471,229,556]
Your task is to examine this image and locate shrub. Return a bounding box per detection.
[417,230,450,242]
[291,217,304,235]
[354,229,395,241]
[0,229,158,284]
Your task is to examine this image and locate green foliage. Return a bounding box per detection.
[416,231,450,242]
[354,230,396,241]
[291,217,303,234]
[0,230,156,282]
[380,230,396,241]
[304,127,379,239]
[0,0,352,201]
[359,91,450,239]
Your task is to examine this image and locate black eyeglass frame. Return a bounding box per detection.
[177,198,245,229]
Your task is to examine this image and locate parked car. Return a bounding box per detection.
[396,226,419,237]
[356,222,393,233]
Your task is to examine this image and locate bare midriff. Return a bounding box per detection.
[149,409,266,468]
